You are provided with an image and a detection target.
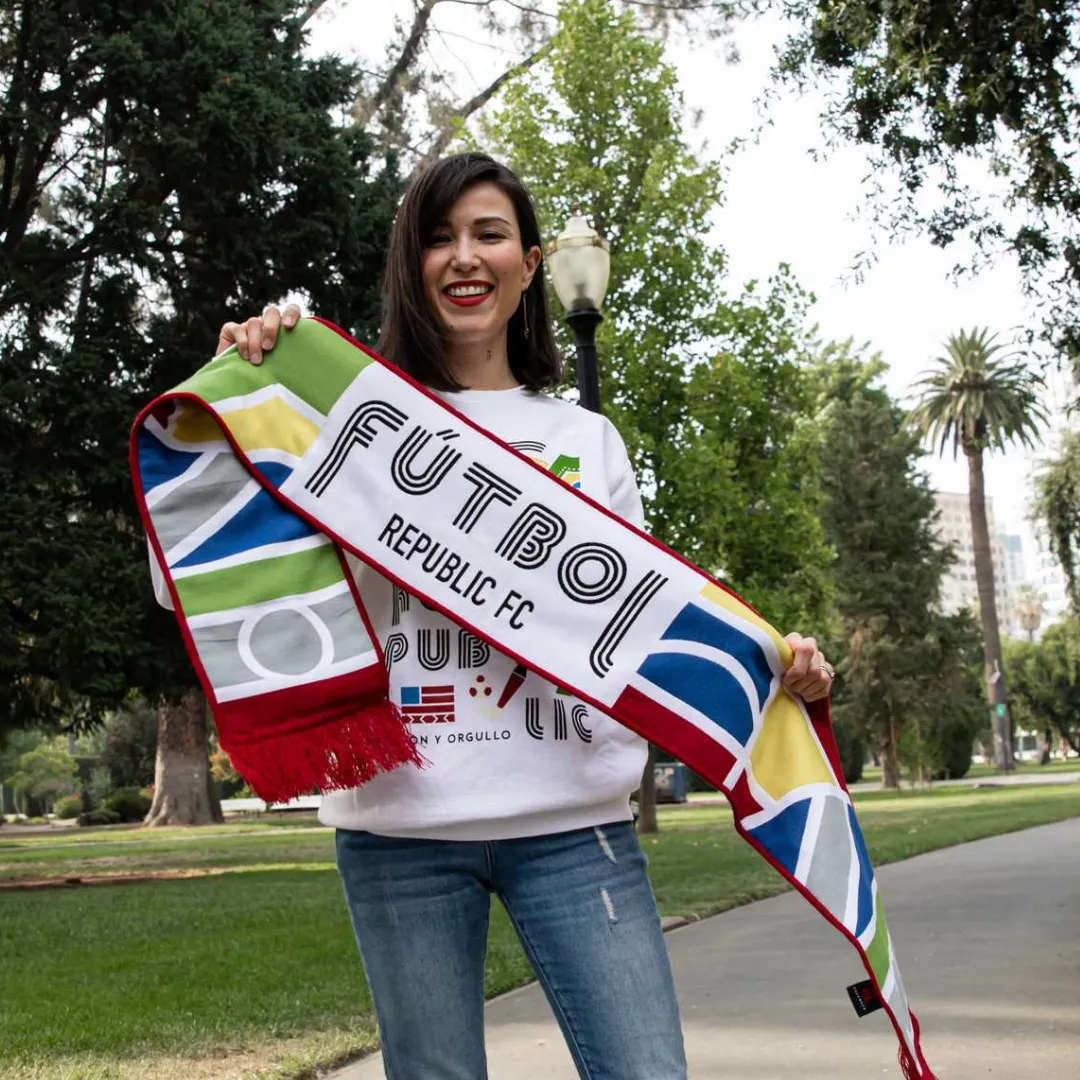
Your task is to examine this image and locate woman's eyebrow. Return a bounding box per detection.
[472,215,512,227]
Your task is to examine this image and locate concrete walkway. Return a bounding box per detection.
[332,819,1080,1080]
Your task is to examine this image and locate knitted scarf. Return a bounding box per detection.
[131,317,935,1079]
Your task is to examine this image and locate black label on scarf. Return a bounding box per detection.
[847,980,883,1017]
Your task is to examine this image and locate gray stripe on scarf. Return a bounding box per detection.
[151,452,254,554]
[191,589,375,687]
[803,795,853,921]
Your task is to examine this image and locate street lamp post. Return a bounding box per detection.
[545,203,662,831]
[546,204,610,414]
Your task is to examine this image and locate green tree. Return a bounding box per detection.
[815,342,982,786]
[1,1,400,824]
[1035,431,1080,611]
[481,0,832,828]
[902,611,987,783]
[330,0,736,170]
[482,0,831,626]
[907,328,1047,771]
[1005,617,1080,759]
[100,699,159,792]
[0,729,45,790]
[6,741,78,815]
[1011,584,1047,644]
[775,0,1080,356]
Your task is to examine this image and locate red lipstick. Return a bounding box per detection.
[443,280,494,307]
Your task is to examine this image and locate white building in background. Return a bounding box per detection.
[1000,533,1026,590]
[933,492,1014,628]
[1029,523,1070,631]
[933,492,1071,639]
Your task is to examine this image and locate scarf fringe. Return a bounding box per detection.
[224,700,422,804]
[899,1045,934,1080]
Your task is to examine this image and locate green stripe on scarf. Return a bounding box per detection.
[174,544,343,615]
[176,325,372,413]
[866,893,891,984]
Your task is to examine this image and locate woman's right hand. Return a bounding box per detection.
[215,303,302,365]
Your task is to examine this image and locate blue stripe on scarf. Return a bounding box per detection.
[138,428,202,492]
[848,803,876,936]
[637,651,754,745]
[173,462,318,568]
[660,603,773,708]
[747,798,811,875]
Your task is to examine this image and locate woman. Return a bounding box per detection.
[211,153,834,1079]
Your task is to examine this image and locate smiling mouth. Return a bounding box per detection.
[443,282,494,307]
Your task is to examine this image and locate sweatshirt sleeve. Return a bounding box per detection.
[148,540,175,611]
[601,417,646,531]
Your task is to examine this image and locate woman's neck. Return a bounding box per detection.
[447,338,519,390]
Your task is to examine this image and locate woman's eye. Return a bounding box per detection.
[480,231,505,242]
[428,233,452,246]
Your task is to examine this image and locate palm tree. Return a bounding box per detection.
[1012,583,1046,644]
[908,328,1048,772]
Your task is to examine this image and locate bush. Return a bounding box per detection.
[102,786,151,823]
[933,718,977,781]
[54,795,82,819]
[101,700,158,790]
[79,808,122,827]
[87,765,114,809]
[829,713,865,785]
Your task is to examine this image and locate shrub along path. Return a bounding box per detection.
[1,784,1079,1080]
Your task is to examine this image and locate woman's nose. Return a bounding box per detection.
[451,234,479,269]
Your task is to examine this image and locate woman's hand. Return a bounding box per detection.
[782,632,835,702]
[215,303,302,364]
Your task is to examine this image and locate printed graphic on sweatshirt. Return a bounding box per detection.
[509,441,581,489]
[467,674,494,699]
[400,684,455,723]
[524,697,592,742]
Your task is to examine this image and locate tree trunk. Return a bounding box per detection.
[144,688,217,827]
[1038,728,1053,766]
[636,744,659,834]
[881,722,901,789]
[966,449,1014,771]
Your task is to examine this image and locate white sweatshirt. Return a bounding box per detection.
[153,386,649,840]
[321,387,648,840]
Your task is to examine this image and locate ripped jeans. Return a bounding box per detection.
[335,822,687,1080]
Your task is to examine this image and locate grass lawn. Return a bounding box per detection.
[857,758,1080,784]
[2,784,1079,1080]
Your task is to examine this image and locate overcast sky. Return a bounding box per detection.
[306,1,1073,564]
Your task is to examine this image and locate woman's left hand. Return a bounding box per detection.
[782,633,835,702]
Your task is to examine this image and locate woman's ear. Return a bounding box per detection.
[521,245,542,290]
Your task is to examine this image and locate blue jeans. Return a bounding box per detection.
[335,822,687,1080]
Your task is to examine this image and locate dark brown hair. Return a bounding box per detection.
[376,153,562,392]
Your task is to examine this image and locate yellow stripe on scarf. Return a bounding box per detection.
[173,396,319,457]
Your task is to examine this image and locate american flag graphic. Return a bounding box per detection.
[400,685,455,723]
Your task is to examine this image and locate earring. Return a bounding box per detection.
[521,293,530,338]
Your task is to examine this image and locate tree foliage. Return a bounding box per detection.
[100,699,159,791]
[1035,430,1080,612]
[814,341,985,784]
[6,740,78,812]
[482,0,832,631]
[907,329,1047,460]
[1005,617,1080,756]
[339,0,739,170]
[775,0,1080,355]
[906,327,1046,770]
[0,0,401,732]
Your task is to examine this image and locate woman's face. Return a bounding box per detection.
[422,182,541,354]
